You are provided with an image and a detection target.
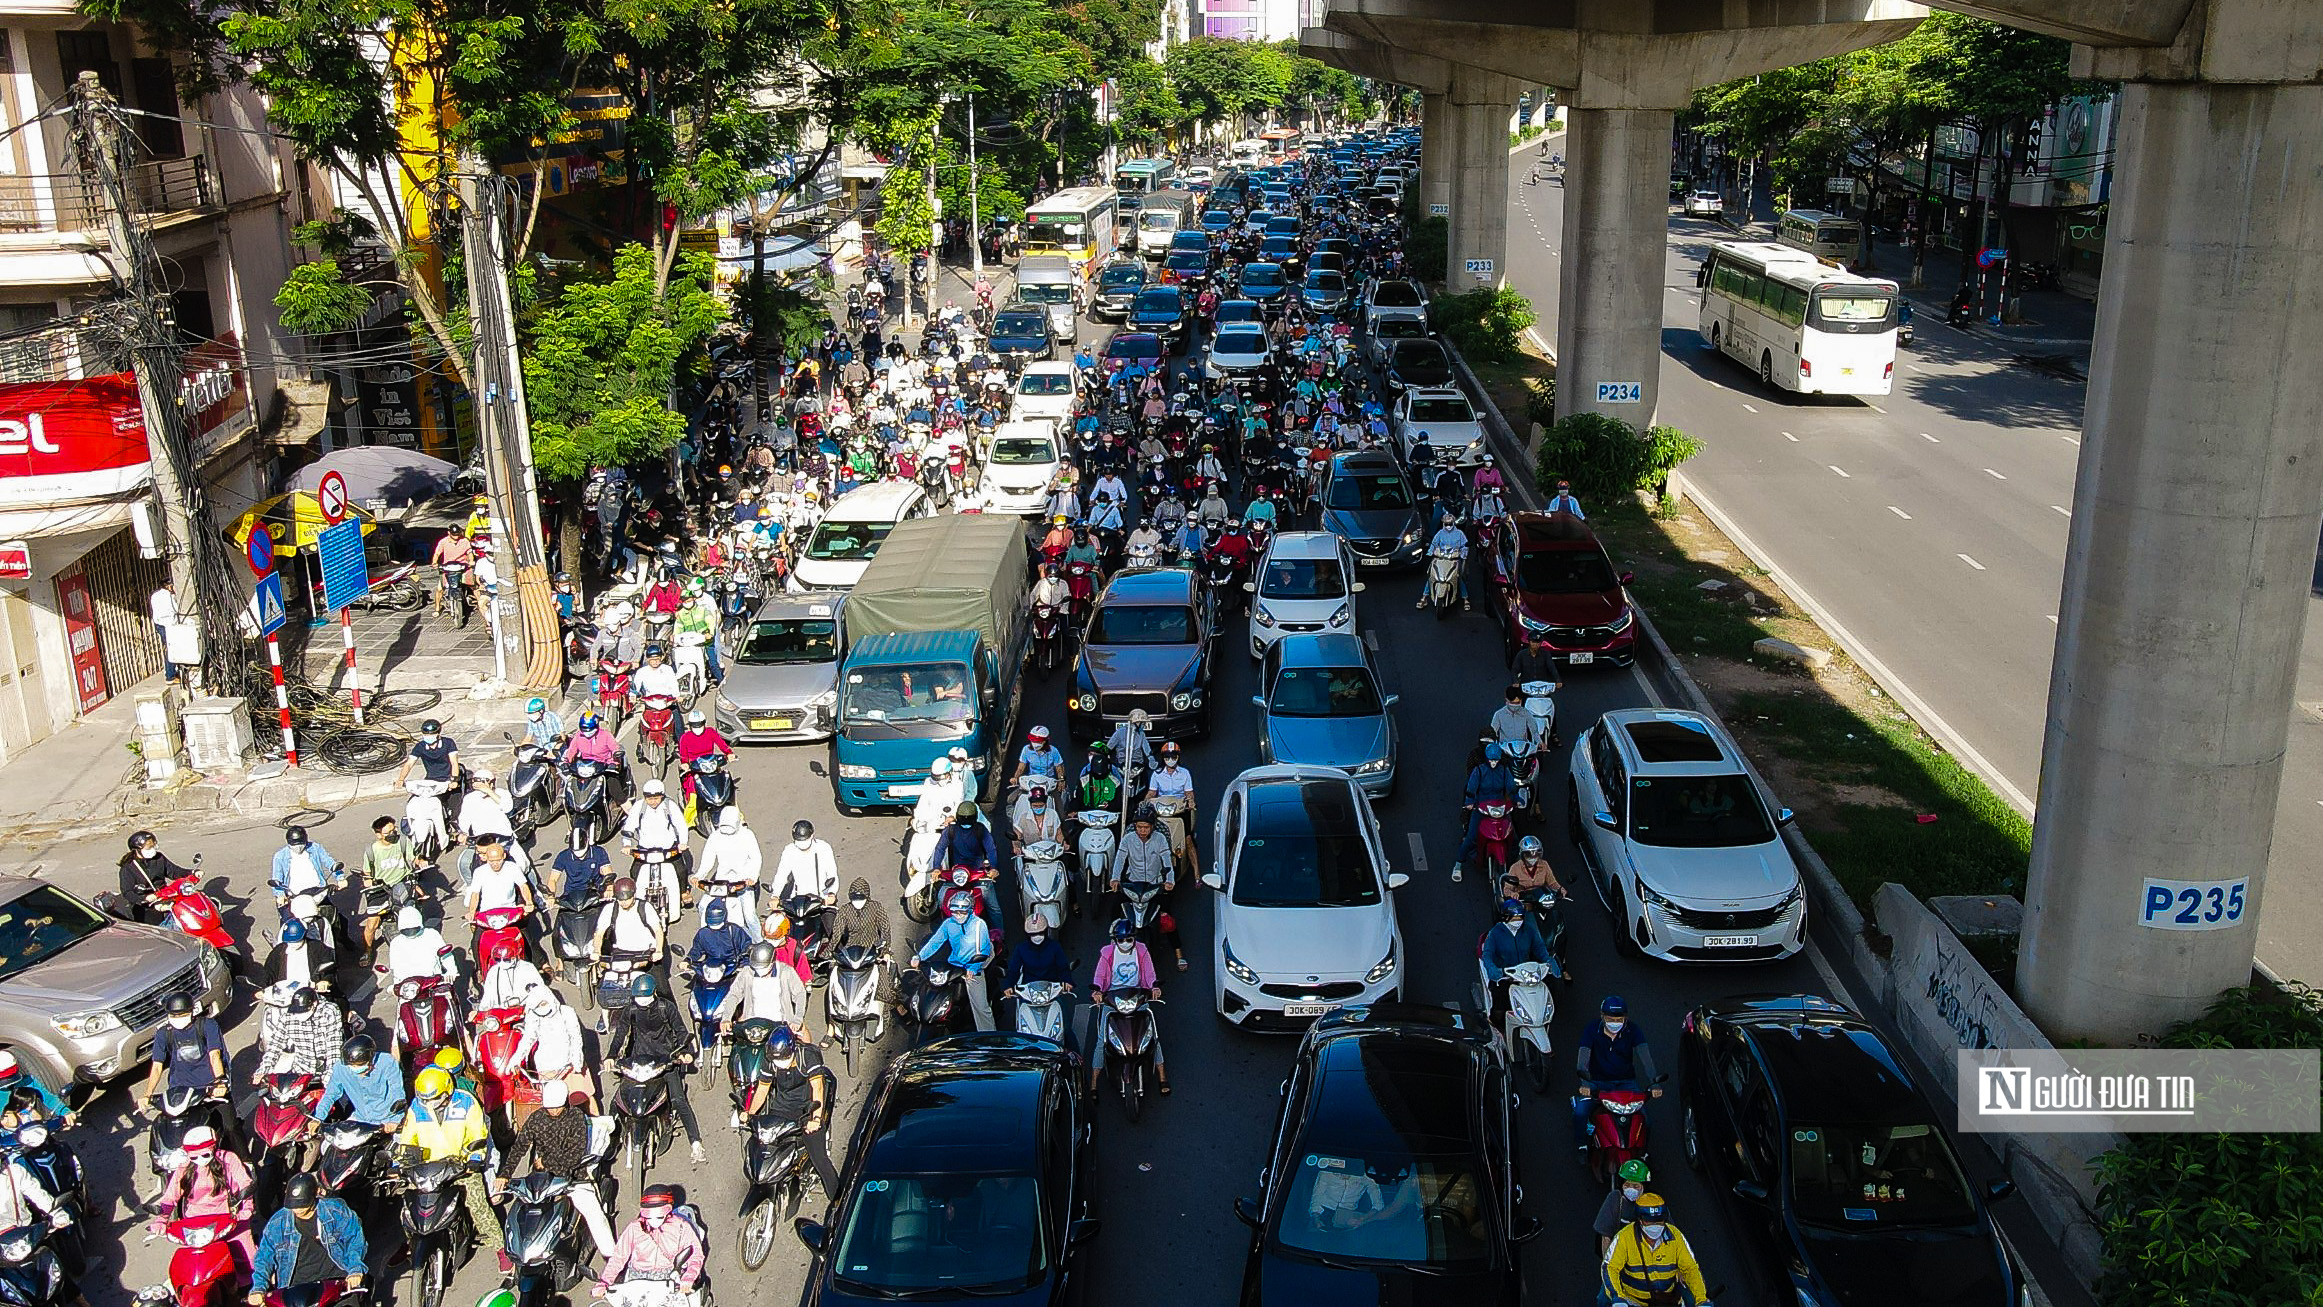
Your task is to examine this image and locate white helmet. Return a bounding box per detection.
[930,757,953,777]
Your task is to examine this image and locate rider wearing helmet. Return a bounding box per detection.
[633,643,683,702]
[252,1172,366,1302]
[1089,919,1168,1095]
[523,696,565,749]
[1575,995,1663,1150]
[676,710,730,768]
[1602,1192,1710,1306]
[1110,803,1185,971]
[598,1183,705,1298]
[1077,740,1122,811]
[1506,833,1570,902]
[1595,1159,1655,1253]
[718,937,810,1035]
[607,973,707,1162]
[1449,741,1517,884]
[737,1024,840,1192]
[1000,911,1073,1020]
[770,818,838,906]
[385,902,458,987]
[693,806,764,929]
[1482,898,1553,1023]
[909,891,998,1031]
[117,829,192,925]
[313,1034,408,1130]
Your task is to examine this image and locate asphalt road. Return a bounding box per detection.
[1502,136,2323,983]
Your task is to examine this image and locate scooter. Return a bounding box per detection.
[672,630,711,701]
[1116,878,1166,949]
[508,739,561,840]
[404,779,452,865]
[1472,800,1516,885]
[136,1213,243,1307]
[1425,546,1464,618]
[1097,987,1161,1123]
[635,695,681,779]
[396,1154,484,1307]
[610,1055,675,1190]
[310,1117,389,1213]
[823,945,887,1076]
[1476,959,1556,1092]
[593,660,637,733]
[1011,979,1068,1043]
[249,1071,321,1209]
[1513,886,1571,983]
[393,976,459,1077]
[898,814,945,924]
[146,1087,231,1190]
[551,884,604,994]
[780,893,834,984]
[1584,1080,1661,1186]
[684,754,736,837]
[1072,810,1118,919]
[898,964,964,1047]
[501,1118,615,1307]
[469,1005,527,1117]
[149,859,235,958]
[7,1122,83,1278]
[736,1094,821,1273]
[1018,840,1070,930]
[686,954,741,1079]
[0,1223,70,1307]
[1031,602,1067,677]
[562,760,614,855]
[473,905,529,968]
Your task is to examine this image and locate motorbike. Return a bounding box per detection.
[1011,979,1068,1043]
[501,1116,615,1307]
[1202,548,1246,615]
[473,905,529,968]
[635,695,681,779]
[0,1223,69,1307]
[136,1213,243,1307]
[1031,602,1067,678]
[610,1054,675,1188]
[684,754,735,836]
[1513,887,1571,985]
[404,779,452,866]
[1472,800,1516,884]
[1117,878,1167,950]
[672,631,711,701]
[249,1072,322,1209]
[823,945,887,1076]
[735,1106,814,1272]
[593,660,637,733]
[1424,546,1464,617]
[1476,959,1556,1092]
[1072,809,1117,919]
[395,1154,484,1307]
[897,964,965,1047]
[551,884,603,994]
[781,893,834,984]
[898,818,945,925]
[440,561,472,628]
[634,847,685,926]
[8,1123,82,1278]
[508,739,561,840]
[595,952,648,1015]
[310,1117,389,1212]
[1147,793,1193,872]
[1063,561,1099,626]
[562,760,614,855]
[393,976,459,1077]
[1097,987,1162,1123]
[562,618,599,683]
[1018,839,1070,931]
[469,1005,528,1117]
[149,859,235,959]
[1584,1080,1662,1186]
[146,1086,232,1190]
[686,954,741,1078]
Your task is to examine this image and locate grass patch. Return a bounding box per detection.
[1470,353,1555,445]
[1589,500,1774,662]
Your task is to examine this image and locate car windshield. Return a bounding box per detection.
[1393,342,1447,372]
[1627,772,1776,847]
[1516,549,1618,594]
[1133,290,1181,313]
[1218,303,1259,325]
[1140,210,1179,231]
[1202,211,1232,227]
[988,436,1056,466]
[737,619,837,665]
[1018,373,1072,397]
[1406,397,1472,424]
[994,311,1045,337]
[1168,252,1207,271]
[1788,1122,1978,1228]
[1259,557,1346,600]
[1016,283,1072,304]
[1232,828,1380,908]
[840,661,975,728]
[1327,473,1410,511]
[1275,1152,1487,1265]
[0,885,109,981]
[804,520,894,563]
[1087,604,1194,645]
[1242,266,1284,289]
[831,1171,1046,1293]
[1107,337,1162,362]
[1267,666,1382,719]
[1305,272,1345,292]
[1375,317,1428,342]
[1099,267,1145,290]
[1216,332,1267,357]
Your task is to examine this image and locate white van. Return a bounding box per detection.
[789,481,936,590]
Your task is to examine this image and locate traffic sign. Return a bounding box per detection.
[253,572,287,637]
[317,519,371,613]
[1977,247,2008,269]
[244,523,275,575]
[316,470,350,525]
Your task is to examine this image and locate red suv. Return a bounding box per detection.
[1487,511,1636,667]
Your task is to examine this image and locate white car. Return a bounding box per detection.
[1246,531,1361,659]
[1683,190,1724,218]
[1567,709,1806,964]
[1207,765,1407,1027]
[1393,387,1488,468]
[1205,326,1273,381]
[977,419,1063,516]
[788,481,936,590]
[1360,278,1430,335]
[1009,362,1079,425]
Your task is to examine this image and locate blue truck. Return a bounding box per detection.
[829,514,1030,812]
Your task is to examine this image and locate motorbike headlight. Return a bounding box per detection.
[1221,940,1259,986]
[1364,943,1398,985]
[1608,608,1635,634]
[1253,607,1277,629]
[755,1119,793,1143]
[52,1009,119,1039]
[1635,880,1678,912]
[836,763,876,780]
[1327,604,1351,627]
[1171,692,1193,712]
[1076,694,1098,713]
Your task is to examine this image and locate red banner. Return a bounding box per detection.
[0,373,148,503]
[181,334,249,449]
[54,568,107,714]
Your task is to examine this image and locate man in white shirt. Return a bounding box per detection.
[385,906,459,987]
[591,876,667,966]
[456,769,520,888]
[770,819,839,905]
[632,645,684,701]
[511,986,591,1105]
[463,837,535,919]
[693,807,764,928]
[620,780,692,914]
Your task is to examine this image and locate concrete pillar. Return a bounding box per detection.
[1555,107,1676,424]
[2017,79,2323,1043]
[1419,92,1453,222]
[1447,67,1519,293]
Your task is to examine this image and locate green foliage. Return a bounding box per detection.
[275,260,378,335]
[874,120,940,257]
[523,244,725,482]
[1432,287,1534,368]
[1536,413,1699,505]
[1405,215,1447,284]
[1523,376,1556,430]
[1165,37,1290,130]
[737,278,830,358]
[2093,983,2323,1307]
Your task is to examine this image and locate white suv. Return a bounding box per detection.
[1682,190,1724,218]
[1393,387,1488,468]
[1567,709,1805,963]
[1246,531,1361,658]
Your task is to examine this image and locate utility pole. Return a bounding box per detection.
[455,164,562,691]
[966,90,983,280]
[70,72,239,694]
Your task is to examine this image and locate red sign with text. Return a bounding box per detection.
[54,568,108,714]
[0,373,147,488]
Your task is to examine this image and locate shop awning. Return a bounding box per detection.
[228,491,377,554]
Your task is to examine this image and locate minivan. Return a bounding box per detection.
[789,481,937,591]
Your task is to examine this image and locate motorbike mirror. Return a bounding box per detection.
[1512,1214,1546,1244]
[1619,571,1635,585]
[1986,1178,2017,1201]
[1232,1197,1262,1230]
[1200,873,1225,891]
[1777,807,1797,826]
[1068,1217,1102,1247]
[1591,811,1620,833]
[1386,872,1410,890]
[1732,1180,1770,1203]
[793,1217,826,1251]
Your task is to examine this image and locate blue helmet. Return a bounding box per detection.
[1109,919,1135,943]
[1499,898,1524,921]
[766,1023,797,1058]
[704,899,727,928]
[1484,742,1504,762]
[526,697,547,715]
[280,919,307,944]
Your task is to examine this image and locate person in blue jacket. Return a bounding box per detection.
[1481,898,1552,1024]
[1449,743,1517,884]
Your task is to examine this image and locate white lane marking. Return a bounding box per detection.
[1958,554,1987,571]
[1827,465,1851,478]
[1741,403,1759,413]
[1920,432,1940,443]
[1865,403,1885,414]
[1405,832,1429,873]
[2061,435,2081,446]
[1887,506,1912,520]
[1364,629,1380,650]
[1983,468,2008,480]
[2049,504,2071,517]
[1627,661,1666,709]
[1780,431,1798,442]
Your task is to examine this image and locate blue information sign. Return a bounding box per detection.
[317,519,371,613]
[253,572,287,638]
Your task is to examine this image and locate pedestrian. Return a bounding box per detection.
[1544,480,1586,518]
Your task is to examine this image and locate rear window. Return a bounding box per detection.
[1371,282,1423,308]
[993,311,1046,336]
[1216,331,1268,356]
[1242,266,1285,289]
[1099,266,1146,289]
[1106,336,1162,361]
[1406,397,1471,424]
[1374,317,1428,342]
[1133,290,1182,313]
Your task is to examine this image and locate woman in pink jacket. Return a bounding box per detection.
[1089,920,1169,1095]
[149,1126,257,1266]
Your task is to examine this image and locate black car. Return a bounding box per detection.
[988,305,1055,362]
[1233,1006,1538,1306]
[1164,247,1211,287]
[1238,262,1291,311]
[1090,260,1148,322]
[796,1034,1097,1306]
[1128,287,1193,353]
[1383,337,1454,395]
[1069,566,1213,742]
[1678,995,2023,1307]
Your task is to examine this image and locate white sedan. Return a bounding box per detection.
[1009,362,1079,425]
[1204,327,1274,382]
[977,419,1064,516]
[1206,765,1407,1027]
[1393,386,1488,467]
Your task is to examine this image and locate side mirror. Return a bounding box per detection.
[1386,872,1410,890]
[793,1218,826,1251]
[1350,582,1366,593]
[1251,695,1266,708]
[1200,873,1225,891]
[1233,1197,1262,1230]
[1619,571,1635,585]
[1732,1180,1770,1203]
[1986,1178,2017,1201]
[1591,811,1620,833]
[1511,1215,1545,1244]
[1777,807,1796,826]
[1069,1217,1102,1246]
[1242,581,1256,592]
[1382,694,1400,707]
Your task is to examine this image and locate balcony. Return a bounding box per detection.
[0,155,218,236]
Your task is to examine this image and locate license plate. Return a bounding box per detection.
[1282,1003,1339,1017]
[1568,652,1595,665]
[886,786,922,799]
[1702,935,1759,948]
[1359,556,1390,567]
[1840,367,1855,376]
[750,717,793,732]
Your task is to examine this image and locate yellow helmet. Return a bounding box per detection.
[414,1067,453,1099]
[432,1047,466,1073]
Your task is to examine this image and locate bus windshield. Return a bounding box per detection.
[1025,215,1084,247]
[1810,289,1897,333]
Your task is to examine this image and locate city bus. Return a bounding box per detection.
[1259,127,1303,160]
[1774,209,1862,263]
[1696,240,1898,397]
[1022,186,1120,273]
[1114,158,1176,197]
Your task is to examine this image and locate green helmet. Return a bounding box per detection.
[472,1290,518,1307]
[1617,1159,1651,1184]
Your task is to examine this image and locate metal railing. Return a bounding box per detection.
[0,155,216,233]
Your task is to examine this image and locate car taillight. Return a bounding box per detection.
[1884,361,1894,379]
[1799,358,1812,376]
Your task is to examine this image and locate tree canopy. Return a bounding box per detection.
[523,244,726,481]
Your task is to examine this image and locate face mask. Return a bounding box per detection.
[634,995,653,1008]
[1603,1019,1625,1035]
[168,1015,192,1030]
[641,1213,668,1228]
[138,847,159,859]
[849,894,868,908]
[1026,932,1047,946]
[1640,1223,1666,1242]
[1503,920,1522,933]
[793,839,812,851]
[949,910,971,923]
[1622,1185,1643,1201]
[1115,941,1135,955]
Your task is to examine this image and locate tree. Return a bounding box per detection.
[1115,56,1190,151]
[522,244,725,481]
[1166,37,1289,138]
